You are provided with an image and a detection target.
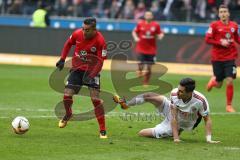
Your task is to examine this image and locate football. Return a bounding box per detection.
[11,116,30,134]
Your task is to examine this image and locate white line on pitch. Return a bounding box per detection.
[0,108,240,115]
[0,108,54,112]
[0,112,240,119]
[224,147,240,150]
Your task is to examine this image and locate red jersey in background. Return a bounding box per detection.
[134,20,162,55]
[205,20,240,61]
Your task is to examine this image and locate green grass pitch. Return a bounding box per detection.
[0,64,239,160]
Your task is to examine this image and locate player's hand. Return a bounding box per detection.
[207,140,221,144]
[174,139,181,143]
[220,39,229,47]
[134,37,140,42]
[56,58,65,71]
[158,34,164,40]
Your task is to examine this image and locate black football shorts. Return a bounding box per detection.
[65,70,100,93]
[137,53,156,65]
[212,60,237,82]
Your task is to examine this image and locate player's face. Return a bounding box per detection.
[82,24,96,39]
[144,12,153,22]
[218,8,230,22]
[177,85,191,100]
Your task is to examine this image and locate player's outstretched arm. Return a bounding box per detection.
[60,38,73,60]
[56,38,74,71]
[132,30,139,42]
[170,105,181,143]
[203,115,220,144]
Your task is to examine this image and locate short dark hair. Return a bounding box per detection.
[218,4,229,10]
[179,78,195,92]
[83,17,96,28]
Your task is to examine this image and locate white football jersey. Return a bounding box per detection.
[170,88,210,130]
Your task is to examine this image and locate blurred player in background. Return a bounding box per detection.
[113,78,220,143]
[205,4,240,112]
[132,11,164,86]
[56,17,108,138]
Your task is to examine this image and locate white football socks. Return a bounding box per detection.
[126,94,145,107]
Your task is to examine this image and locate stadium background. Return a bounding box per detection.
[0,0,240,66]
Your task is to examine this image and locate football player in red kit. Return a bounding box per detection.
[205,5,240,112]
[132,11,164,86]
[56,17,108,138]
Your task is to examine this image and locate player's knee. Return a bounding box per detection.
[91,98,103,105]
[226,77,233,85]
[64,88,75,96]
[215,82,223,88]
[138,129,154,137]
[138,130,145,137]
[144,92,163,102]
[146,64,152,69]
[145,71,151,76]
[144,92,157,98]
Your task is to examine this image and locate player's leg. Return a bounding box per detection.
[138,103,172,138]
[224,61,237,112]
[63,88,74,117]
[143,64,152,86]
[59,70,82,128]
[225,77,235,112]
[138,128,155,138]
[139,101,181,139]
[89,88,107,138]
[138,64,144,77]
[139,118,172,138]
[137,54,144,77]
[207,61,223,91]
[113,92,166,111]
[59,89,76,128]
[87,74,107,138]
[143,55,155,86]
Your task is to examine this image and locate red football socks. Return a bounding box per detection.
[63,95,73,116]
[92,99,106,131]
[226,84,234,105]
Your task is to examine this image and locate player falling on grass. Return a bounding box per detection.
[113,78,220,143]
[56,17,108,138]
[132,11,164,86]
[205,4,240,112]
